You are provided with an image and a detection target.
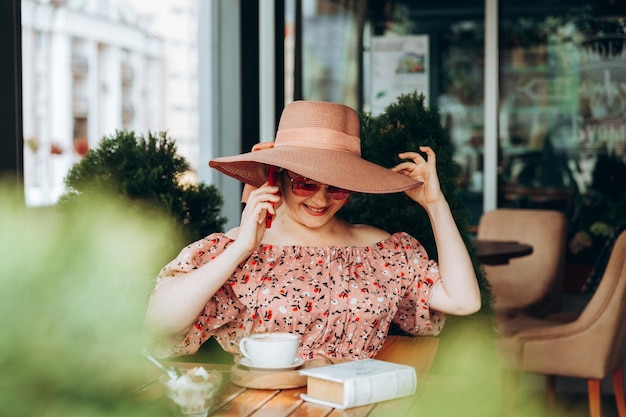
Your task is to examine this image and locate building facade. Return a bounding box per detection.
[21,0,200,206]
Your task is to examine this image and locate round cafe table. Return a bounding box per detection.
[471,239,533,265]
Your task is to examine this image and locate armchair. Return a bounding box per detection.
[496,229,626,417]
[477,208,567,320]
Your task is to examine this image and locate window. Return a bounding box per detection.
[20,0,199,206]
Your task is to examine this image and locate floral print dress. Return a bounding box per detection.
[152,232,445,360]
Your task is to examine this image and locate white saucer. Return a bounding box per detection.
[239,357,305,371]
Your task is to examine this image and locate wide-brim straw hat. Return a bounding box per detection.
[209,100,422,194]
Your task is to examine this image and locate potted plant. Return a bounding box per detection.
[564,153,626,290]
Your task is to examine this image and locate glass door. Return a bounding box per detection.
[498,0,626,265]
[289,0,626,267]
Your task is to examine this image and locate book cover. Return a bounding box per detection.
[299,359,417,409]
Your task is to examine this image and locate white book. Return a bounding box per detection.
[299,359,417,409]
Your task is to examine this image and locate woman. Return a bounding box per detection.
[145,100,480,359]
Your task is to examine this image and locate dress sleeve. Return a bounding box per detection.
[149,233,245,357]
[155,233,232,288]
[392,233,446,336]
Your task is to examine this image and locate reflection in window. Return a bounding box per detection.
[366,1,486,223]
[21,0,198,206]
[499,1,626,264]
[439,20,485,199]
[299,0,364,108]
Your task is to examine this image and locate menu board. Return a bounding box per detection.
[370,35,429,115]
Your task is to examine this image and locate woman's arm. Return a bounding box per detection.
[423,198,481,315]
[392,147,481,315]
[144,238,253,337]
[144,182,281,336]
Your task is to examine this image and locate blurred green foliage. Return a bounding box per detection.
[0,183,172,416]
[60,131,226,254]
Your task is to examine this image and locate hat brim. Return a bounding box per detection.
[209,147,422,194]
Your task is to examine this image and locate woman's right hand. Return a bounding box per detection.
[145,181,281,338]
[236,182,281,252]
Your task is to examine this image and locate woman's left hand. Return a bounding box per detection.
[391,146,444,207]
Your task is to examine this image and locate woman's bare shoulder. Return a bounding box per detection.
[225,227,240,240]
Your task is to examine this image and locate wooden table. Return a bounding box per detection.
[139,361,464,417]
[139,335,450,417]
[472,239,533,265]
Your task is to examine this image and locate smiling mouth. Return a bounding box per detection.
[304,204,328,215]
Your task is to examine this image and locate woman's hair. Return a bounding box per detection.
[262,164,285,181]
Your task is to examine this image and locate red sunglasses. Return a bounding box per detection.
[285,171,351,200]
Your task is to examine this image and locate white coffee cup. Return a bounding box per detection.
[239,332,301,368]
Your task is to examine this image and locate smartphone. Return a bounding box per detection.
[265,165,277,228]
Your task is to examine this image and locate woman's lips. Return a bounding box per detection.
[303,204,328,216]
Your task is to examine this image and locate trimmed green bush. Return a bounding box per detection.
[60,131,226,251]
